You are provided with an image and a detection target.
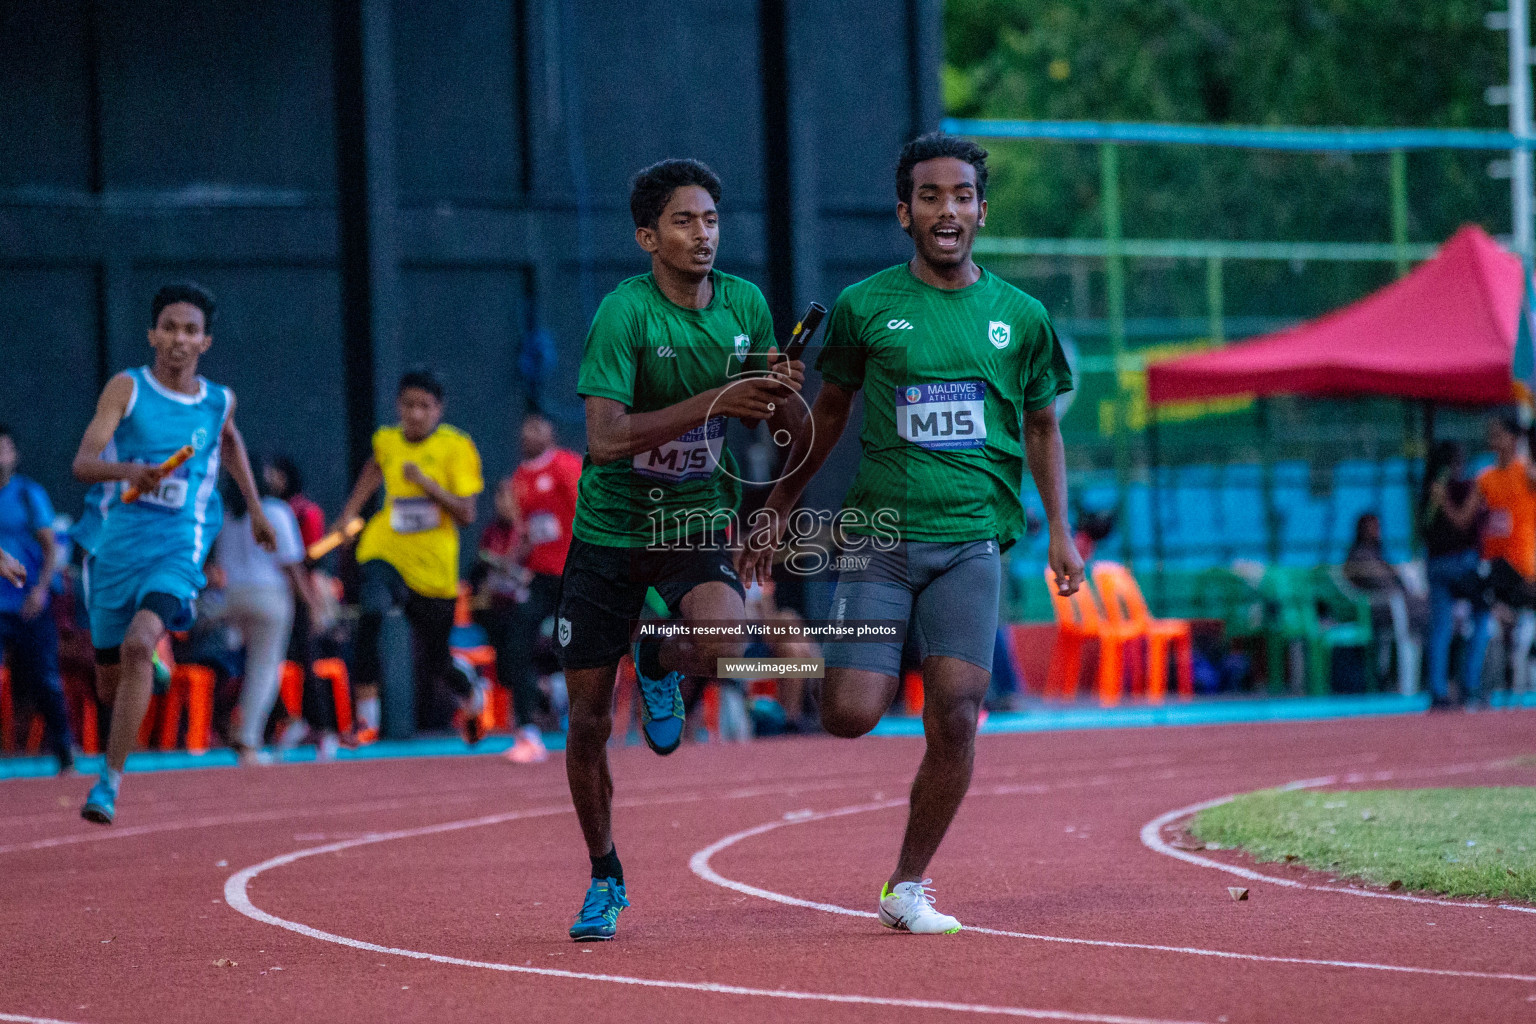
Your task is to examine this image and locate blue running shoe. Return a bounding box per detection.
[569,876,629,941]
[81,779,116,825]
[632,641,684,755]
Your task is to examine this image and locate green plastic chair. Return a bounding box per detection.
[1260,567,1373,695]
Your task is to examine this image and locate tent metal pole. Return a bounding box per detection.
[1100,141,1131,560]
[1206,255,1224,344]
[1149,405,1164,607]
[1258,397,1280,565]
[1389,150,1410,277]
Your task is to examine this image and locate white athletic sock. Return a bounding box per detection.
[102,767,123,793]
[357,696,381,732]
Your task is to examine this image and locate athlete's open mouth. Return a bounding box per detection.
[932,225,962,250]
[692,246,715,262]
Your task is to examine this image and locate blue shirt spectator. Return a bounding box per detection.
[0,442,55,615]
[0,425,74,770]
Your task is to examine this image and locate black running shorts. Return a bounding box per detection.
[554,535,745,671]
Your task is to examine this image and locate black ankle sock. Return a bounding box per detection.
[590,846,623,884]
[636,638,666,680]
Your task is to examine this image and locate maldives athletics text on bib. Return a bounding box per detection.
[896,382,987,450]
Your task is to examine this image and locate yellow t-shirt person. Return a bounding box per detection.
[356,424,484,598]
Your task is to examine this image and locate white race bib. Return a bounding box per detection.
[390,496,442,534]
[896,382,987,450]
[1489,508,1514,539]
[134,464,190,511]
[527,511,561,545]
[633,416,725,482]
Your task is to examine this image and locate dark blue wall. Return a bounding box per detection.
[0,0,940,520]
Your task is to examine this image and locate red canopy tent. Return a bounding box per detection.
[1147,224,1522,406]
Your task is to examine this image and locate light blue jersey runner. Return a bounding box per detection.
[85,367,232,645]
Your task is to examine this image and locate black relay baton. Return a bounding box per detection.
[781,302,827,362]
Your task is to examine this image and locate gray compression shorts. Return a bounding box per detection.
[823,539,1001,678]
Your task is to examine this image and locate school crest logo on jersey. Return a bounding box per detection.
[558,617,572,646]
[191,428,210,451]
[988,321,1011,349]
[733,333,751,363]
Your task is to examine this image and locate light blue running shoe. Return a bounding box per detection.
[569,877,629,941]
[632,641,684,755]
[81,779,117,826]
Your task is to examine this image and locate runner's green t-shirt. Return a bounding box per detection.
[573,270,776,547]
[815,264,1072,549]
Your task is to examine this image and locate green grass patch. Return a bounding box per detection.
[1190,788,1536,901]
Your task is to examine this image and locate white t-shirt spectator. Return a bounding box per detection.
[217,497,303,588]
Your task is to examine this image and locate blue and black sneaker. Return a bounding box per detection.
[569,876,629,941]
[632,641,684,755]
[81,778,117,826]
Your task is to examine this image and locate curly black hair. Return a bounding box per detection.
[629,158,722,229]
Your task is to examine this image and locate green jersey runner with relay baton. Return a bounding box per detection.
[559,158,806,941]
[739,132,1085,935]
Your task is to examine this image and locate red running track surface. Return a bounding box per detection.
[2,712,1535,1024]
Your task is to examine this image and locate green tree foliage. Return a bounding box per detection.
[947,0,1509,317]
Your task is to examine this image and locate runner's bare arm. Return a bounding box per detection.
[401,464,477,526]
[735,379,855,586]
[1024,404,1084,595]
[336,458,384,534]
[585,377,799,465]
[220,395,277,551]
[0,549,24,588]
[72,374,160,493]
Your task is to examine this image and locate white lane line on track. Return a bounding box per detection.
[1140,764,1536,917]
[223,801,1214,1024]
[0,792,488,856]
[0,1015,94,1024]
[0,754,1177,859]
[688,788,1536,984]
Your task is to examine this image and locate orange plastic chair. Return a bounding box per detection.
[1043,567,1141,705]
[279,660,305,719]
[1092,562,1193,701]
[902,669,924,714]
[611,656,637,744]
[77,690,99,754]
[0,664,11,751]
[701,680,721,737]
[1005,623,1043,695]
[157,663,216,753]
[311,657,355,734]
[452,644,502,732]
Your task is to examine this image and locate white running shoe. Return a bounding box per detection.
[877,879,962,934]
[504,725,548,764]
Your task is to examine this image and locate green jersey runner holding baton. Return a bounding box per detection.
[739,132,1085,934]
[559,158,805,941]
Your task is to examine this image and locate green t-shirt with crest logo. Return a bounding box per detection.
[573,270,776,547]
[814,264,1072,549]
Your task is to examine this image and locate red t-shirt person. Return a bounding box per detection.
[507,447,582,578]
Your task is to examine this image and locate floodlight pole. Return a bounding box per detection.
[1511,0,1533,268]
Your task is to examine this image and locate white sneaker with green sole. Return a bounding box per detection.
[877,879,961,934]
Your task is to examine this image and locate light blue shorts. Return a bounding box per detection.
[823,539,1002,678]
[83,555,198,650]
